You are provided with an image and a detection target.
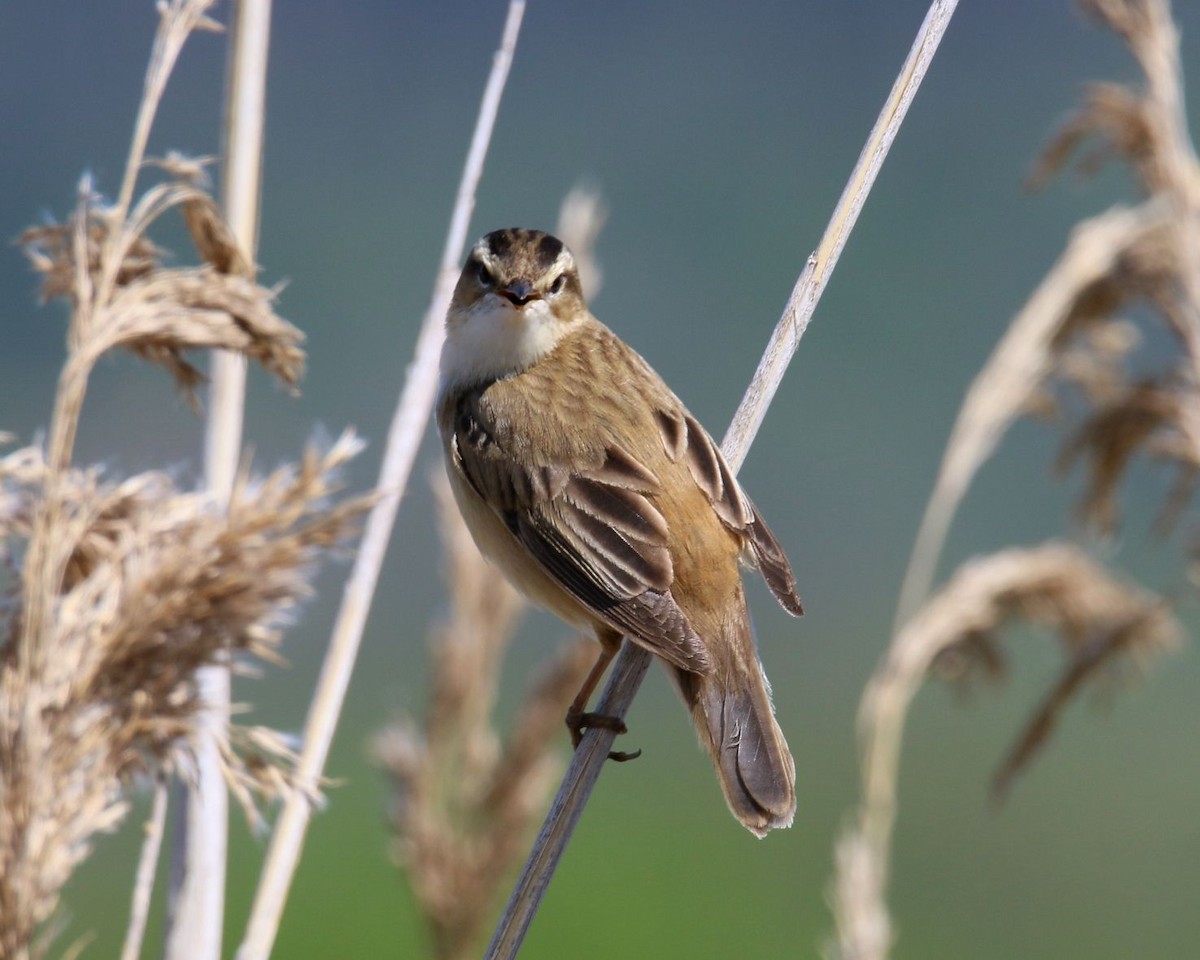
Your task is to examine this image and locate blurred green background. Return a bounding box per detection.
[3,1,1199,957]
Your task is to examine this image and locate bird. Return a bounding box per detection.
[436,227,803,837]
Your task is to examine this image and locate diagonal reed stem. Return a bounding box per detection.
[483,3,960,957]
[235,5,526,958]
[121,780,169,960]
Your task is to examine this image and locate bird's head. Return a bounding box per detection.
[441,228,588,389]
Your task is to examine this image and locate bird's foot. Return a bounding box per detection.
[565,706,641,762]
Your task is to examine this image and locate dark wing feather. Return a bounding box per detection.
[451,394,711,674]
[746,507,804,616]
[660,406,804,617]
[511,505,708,673]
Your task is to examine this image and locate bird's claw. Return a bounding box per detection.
[565,707,641,762]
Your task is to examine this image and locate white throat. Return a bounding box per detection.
[440,297,569,391]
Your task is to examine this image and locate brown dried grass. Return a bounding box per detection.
[0,4,366,955]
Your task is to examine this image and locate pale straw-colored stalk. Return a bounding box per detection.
[166,3,272,958]
[120,780,169,960]
[482,3,961,957]
[234,4,526,957]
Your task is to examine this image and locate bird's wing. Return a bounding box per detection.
[654,407,804,617]
[448,395,712,675]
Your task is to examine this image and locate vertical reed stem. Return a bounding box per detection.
[167,3,272,957]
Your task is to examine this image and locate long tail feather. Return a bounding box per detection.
[672,601,795,837]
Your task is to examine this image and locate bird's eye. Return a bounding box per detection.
[475,260,493,285]
[549,273,566,295]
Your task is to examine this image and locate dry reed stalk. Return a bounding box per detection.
[121,779,168,960]
[484,4,962,958]
[235,5,527,957]
[832,2,1199,957]
[169,2,274,955]
[723,0,961,470]
[371,186,607,960]
[894,201,1171,624]
[372,475,592,960]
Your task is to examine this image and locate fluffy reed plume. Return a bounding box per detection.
[372,474,593,960]
[20,158,301,408]
[886,544,1178,800]
[831,2,1198,958]
[0,433,365,957]
[0,6,367,955]
[1029,3,1200,534]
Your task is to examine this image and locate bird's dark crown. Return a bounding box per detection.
[483,228,565,274]
[458,228,584,308]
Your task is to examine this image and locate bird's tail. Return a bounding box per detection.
[673,597,795,837]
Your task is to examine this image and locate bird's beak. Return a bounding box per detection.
[497,278,539,306]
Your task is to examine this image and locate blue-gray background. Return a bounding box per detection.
[2,2,1198,957]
